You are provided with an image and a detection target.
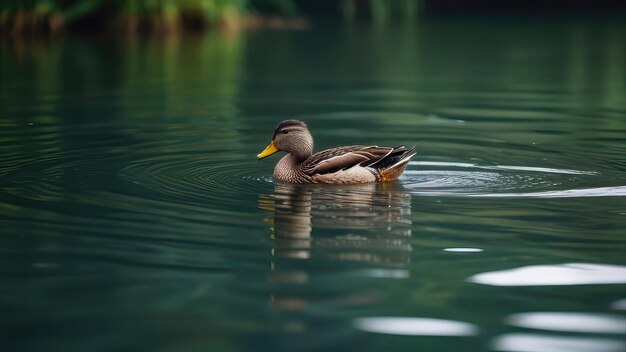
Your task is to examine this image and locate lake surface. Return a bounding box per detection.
[1,16,626,351]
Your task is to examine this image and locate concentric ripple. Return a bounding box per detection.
[400,161,623,198]
[119,157,623,202]
[119,153,270,205]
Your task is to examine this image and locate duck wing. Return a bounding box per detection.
[301,145,395,176]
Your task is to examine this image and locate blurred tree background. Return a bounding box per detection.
[2,0,624,35]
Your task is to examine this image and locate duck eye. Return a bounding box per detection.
[282,130,289,134]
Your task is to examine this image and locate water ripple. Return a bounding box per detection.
[354,317,478,336]
[411,161,598,175]
[468,263,626,286]
[492,333,624,352]
[119,154,268,204]
[506,312,626,334]
[401,161,621,198]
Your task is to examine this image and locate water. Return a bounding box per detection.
[1,17,626,351]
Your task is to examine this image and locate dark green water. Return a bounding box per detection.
[2,17,626,351]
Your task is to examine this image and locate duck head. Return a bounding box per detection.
[257,120,314,161]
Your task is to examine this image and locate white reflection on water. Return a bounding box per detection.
[357,268,410,279]
[353,317,478,336]
[492,333,624,352]
[471,186,626,198]
[506,312,626,334]
[410,162,597,175]
[611,299,626,310]
[443,247,484,253]
[468,263,626,286]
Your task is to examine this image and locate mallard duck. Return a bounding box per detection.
[257,120,416,184]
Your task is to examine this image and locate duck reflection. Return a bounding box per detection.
[259,182,413,265]
[258,182,413,338]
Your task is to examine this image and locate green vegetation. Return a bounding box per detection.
[1,0,250,34]
[0,0,422,35]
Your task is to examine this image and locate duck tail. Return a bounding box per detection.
[377,146,416,182]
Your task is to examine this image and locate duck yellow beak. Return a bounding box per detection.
[257,140,279,160]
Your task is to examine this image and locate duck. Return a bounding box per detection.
[257,120,416,184]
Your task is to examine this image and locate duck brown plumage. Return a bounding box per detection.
[257,120,416,184]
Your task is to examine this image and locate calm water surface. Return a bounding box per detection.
[1,17,626,351]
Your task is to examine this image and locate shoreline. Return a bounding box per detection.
[1,11,310,38]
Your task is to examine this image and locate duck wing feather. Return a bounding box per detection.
[302,146,394,176]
